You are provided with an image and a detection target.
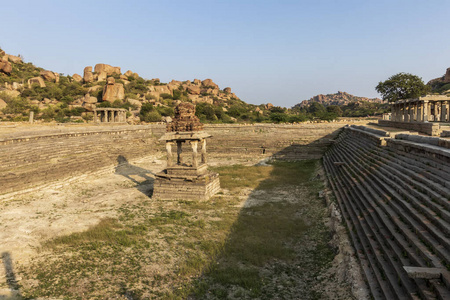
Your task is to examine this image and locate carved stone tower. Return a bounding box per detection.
[152,103,220,200]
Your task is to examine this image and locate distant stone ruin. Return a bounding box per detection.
[93,108,127,123]
[152,103,220,200]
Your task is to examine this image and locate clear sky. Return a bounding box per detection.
[2,0,449,107]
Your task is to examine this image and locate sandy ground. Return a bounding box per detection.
[0,155,166,298]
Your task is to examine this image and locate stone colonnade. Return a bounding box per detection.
[94,108,127,123]
[390,95,450,123]
[165,138,207,168]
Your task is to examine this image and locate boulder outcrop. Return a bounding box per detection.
[72,74,83,82]
[0,99,7,110]
[0,59,12,74]
[201,79,218,89]
[224,87,231,94]
[28,77,46,88]
[102,77,124,102]
[94,64,121,75]
[124,70,139,79]
[40,70,59,83]
[83,66,94,83]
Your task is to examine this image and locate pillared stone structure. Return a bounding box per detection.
[153,103,220,200]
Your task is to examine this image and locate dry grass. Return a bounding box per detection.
[16,160,344,299]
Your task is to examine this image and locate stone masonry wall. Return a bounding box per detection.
[0,122,349,195]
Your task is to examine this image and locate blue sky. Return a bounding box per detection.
[2,0,449,107]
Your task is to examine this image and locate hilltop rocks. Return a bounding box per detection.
[265,103,274,110]
[28,77,46,88]
[94,64,121,75]
[124,70,139,79]
[102,77,124,102]
[83,66,94,83]
[0,59,12,74]
[202,79,218,89]
[295,91,382,108]
[186,85,201,95]
[83,93,98,104]
[224,87,231,94]
[97,71,107,82]
[4,54,22,63]
[444,68,450,83]
[72,74,83,82]
[40,70,59,83]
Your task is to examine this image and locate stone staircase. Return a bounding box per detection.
[324,126,450,299]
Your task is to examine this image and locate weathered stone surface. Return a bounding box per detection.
[94,63,121,75]
[201,78,218,89]
[4,54,22,63]
[0,60,12,74]
[224,87,231,94]
[124,70,139,78]
[28,77,46,88]
[265,103,274,110]
[193,79,201,85]
[187,85,201,95]
[97,71,107,82]
[83,66,94,83]
[444,67,450,83]
[72,74,83,82]
[40,70,59,82]
[102,77,124,102]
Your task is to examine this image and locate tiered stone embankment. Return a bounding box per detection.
[0,123,348,196]
[0,125,161,195]
[324,125,450,299]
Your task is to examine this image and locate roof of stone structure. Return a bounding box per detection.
[166,102,203,132]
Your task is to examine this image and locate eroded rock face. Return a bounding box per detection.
[201,79,218,89]
[94,64,121,75]
[83,66,94,83]
[0,60,12,74]
[124,70,139,79]
[102,77,124,102]
[187,85,201,95]
[4,54,22,63]
[97,71,107,82]
[224,87,231,94]
[72,74,83,82]
[444,68,450,83]
[28,77,46,88]
[40,70,59,82]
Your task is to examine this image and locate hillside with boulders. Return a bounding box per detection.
[292,91,388,118]
[0,47,266,123]
[427,67,450,94]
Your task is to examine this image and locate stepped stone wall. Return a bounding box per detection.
[0,122,349,196]
[378,119,441,136]
[324,126,450,299]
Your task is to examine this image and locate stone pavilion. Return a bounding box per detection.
[152,103,220,200]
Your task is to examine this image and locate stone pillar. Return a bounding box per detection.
[29,111,34,124]
[94,110,98,123]
[410,103,415,122]
[201,139,207,164]
[446,101,450,122]
[177,141,183,164]
[111,111,115,123]
[390,104,395,121]
[166,142,173,167]
[423,101,428,122]
[404,102,409,122]
[191,140,198,168]
[104,110,108,123]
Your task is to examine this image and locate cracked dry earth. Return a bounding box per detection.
[0,156,357,299]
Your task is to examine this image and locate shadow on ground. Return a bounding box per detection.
[114,155,155,197]
[178,129,351,299]
[1,252,21,300]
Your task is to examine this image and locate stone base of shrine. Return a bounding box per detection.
[152,171,220,200]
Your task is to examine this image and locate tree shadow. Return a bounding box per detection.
[114,155,155,197]
[1,252,21,300]
[172,129,351,299]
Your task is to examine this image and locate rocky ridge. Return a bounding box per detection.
[295,91,383,108]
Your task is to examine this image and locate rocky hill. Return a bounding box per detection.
[294,91,383,108]
[427,67,450,94]
[0,47,256,123]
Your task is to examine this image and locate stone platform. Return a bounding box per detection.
[153,168,220,201]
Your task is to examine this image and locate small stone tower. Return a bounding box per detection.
[152,103,220,200]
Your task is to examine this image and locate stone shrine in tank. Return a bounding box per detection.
[152,103,220,200]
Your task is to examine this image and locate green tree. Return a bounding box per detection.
[326,105,343,117]
[375,72,431,102]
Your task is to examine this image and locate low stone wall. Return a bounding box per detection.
[378,119,440,136]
